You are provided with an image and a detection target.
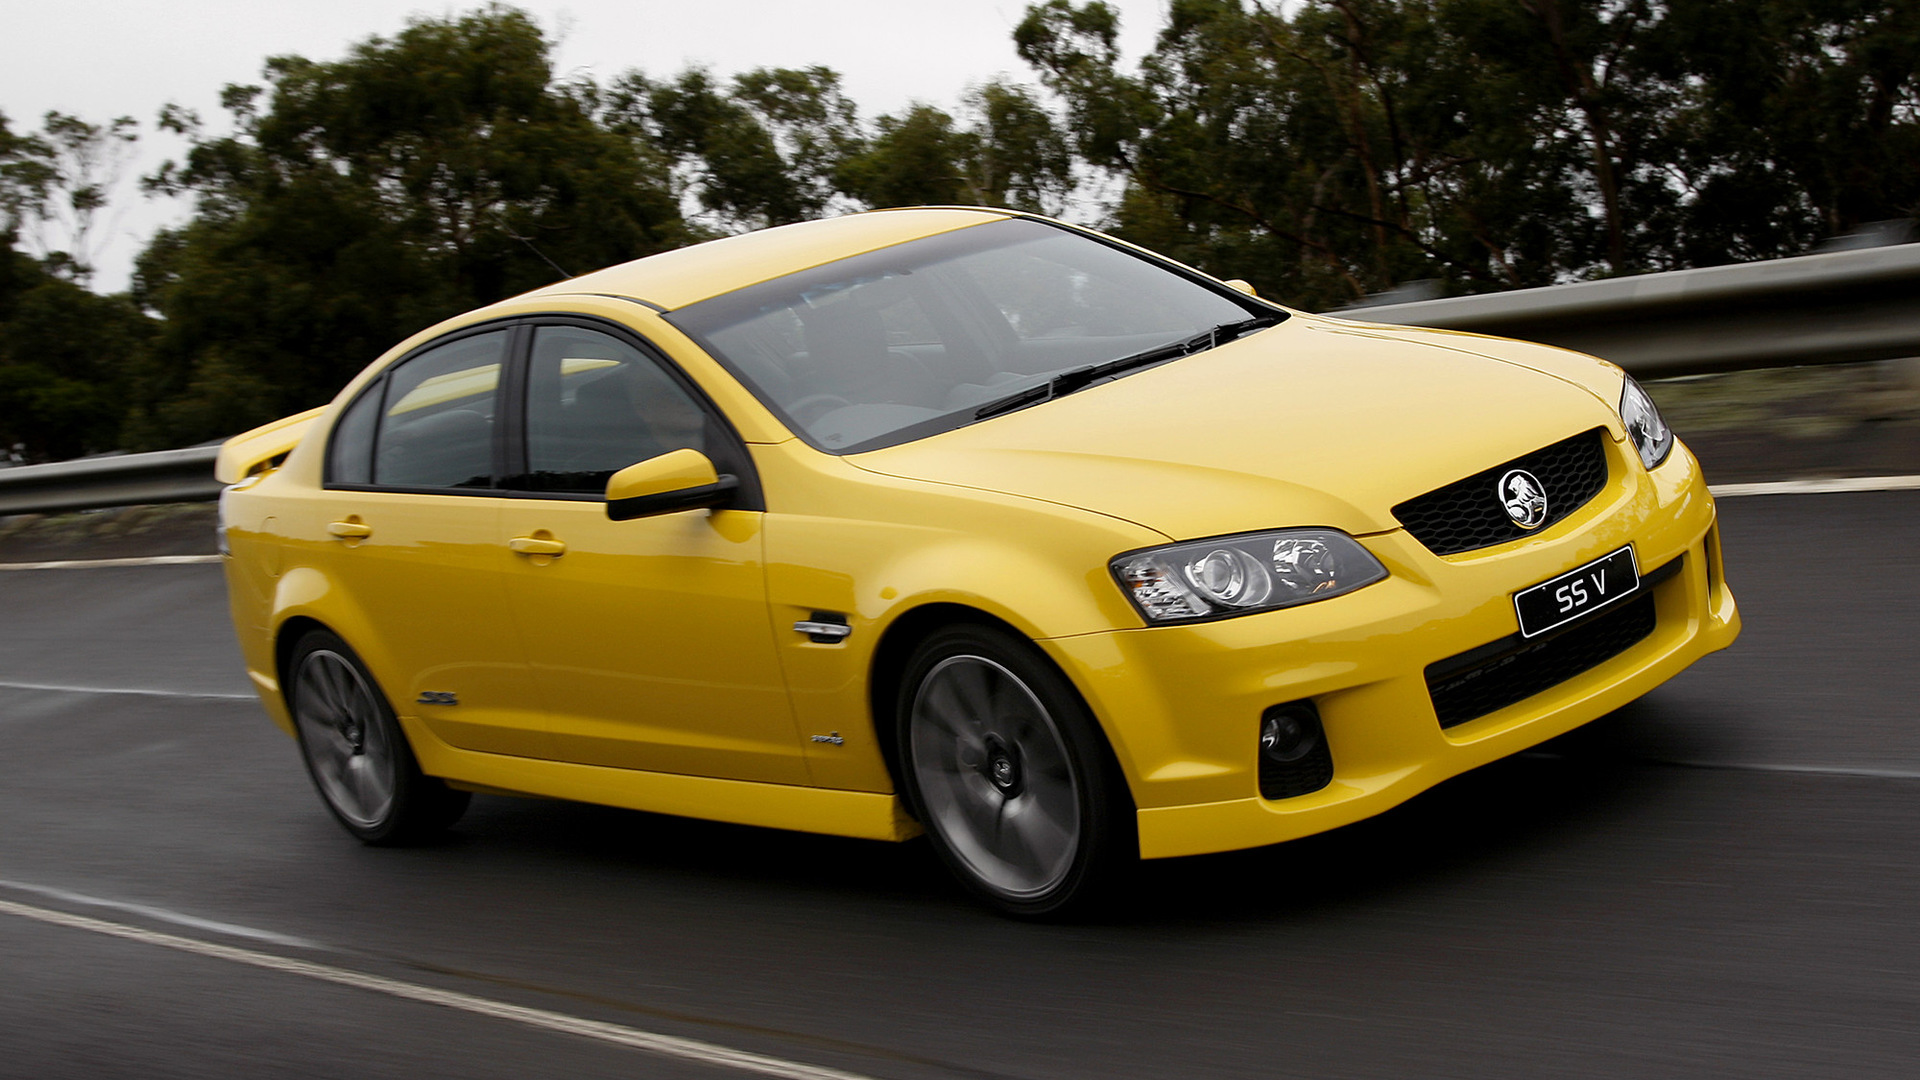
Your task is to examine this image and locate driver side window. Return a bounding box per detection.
[518,326,711,495]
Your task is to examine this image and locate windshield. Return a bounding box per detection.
[666,218,1276,453]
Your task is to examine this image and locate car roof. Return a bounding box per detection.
[519,206,1012,312]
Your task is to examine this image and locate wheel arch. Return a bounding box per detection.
[265,565,399,714]
[273,615,332,712]
[866,602,1134,812]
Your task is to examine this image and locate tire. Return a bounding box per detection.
[286,629,470,845]
[895,622,1136,917]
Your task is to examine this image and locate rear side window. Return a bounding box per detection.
[370,331,507,489]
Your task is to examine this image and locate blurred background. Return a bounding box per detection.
[1,0,1915,466]
[1,4,1917,1078]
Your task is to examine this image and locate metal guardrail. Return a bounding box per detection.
[2,242,1916,517]
[1340,242,1920,376]
[0,446,222,516]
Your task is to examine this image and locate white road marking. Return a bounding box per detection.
[0,880,320,949]
[1711,474,1920,497]
[0,554,223,570]
[0,897,879,1080]
[0,679,253,701]
[1521,749,1920,779]
[1659,760,1920,780]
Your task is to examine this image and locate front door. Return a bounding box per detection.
[496,323,809,785]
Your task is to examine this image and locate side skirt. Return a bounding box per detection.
[399,715,923,843]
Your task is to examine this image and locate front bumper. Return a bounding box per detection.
[1041,435,1740,860]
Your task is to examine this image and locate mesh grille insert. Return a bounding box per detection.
[1427,592,1657,729]
[1394,429,1610,556]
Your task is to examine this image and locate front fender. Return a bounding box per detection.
[755,441,1164,793]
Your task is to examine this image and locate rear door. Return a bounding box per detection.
[318,326,552,758]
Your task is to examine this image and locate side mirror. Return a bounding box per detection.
[605,448,739,521]
[1223,278,1259,297]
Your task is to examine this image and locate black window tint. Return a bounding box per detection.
[373,331,505,489]
[328,378,382,485]
[520,326,710,495]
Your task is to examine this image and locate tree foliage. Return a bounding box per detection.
[1017,0,1919,308]
[628,65,863,229]
[0,109,139,283]
[129,5,692,448]
[0,112,153,461]
[1,1,1914,456]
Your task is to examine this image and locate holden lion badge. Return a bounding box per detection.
[1498,469,1548,530]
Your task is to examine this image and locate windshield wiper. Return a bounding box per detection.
[974,315,1282,420]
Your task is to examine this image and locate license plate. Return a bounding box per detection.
[1513,546,1640,639]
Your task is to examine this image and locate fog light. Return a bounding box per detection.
[1258,701,1334,801]
[1260,704,1320,763]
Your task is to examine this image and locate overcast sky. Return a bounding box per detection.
[1,0,1173,293]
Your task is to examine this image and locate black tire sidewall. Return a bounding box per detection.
[895,621,1135,917]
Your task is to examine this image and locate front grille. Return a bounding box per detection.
[1394,429,1610,555]
[1427,591,1657,728]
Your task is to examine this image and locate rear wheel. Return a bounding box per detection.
[287,629,469,844]
[896,623,1135,917]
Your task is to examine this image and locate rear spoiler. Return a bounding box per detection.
[215,406,326,484]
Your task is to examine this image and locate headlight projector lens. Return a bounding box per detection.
[1185,547,1273,606]
[1113,528,1388,624]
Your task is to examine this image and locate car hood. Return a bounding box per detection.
[850,314,1627,541]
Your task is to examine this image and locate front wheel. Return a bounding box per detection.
[896,623,1135,917]
[287,629,469,844]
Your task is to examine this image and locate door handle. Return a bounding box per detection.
[508,536,567,557]
[327,520,373,540]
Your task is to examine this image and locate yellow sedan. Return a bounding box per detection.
[217,207,1740,915]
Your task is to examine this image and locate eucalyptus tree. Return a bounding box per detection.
[1644,0,1920,264]
[0,111,153,460]
[0,109,140,282]
[1014,0,1916,307]
[628,65,865,229]
[1015,0,1630,307]
[129,5,691,449]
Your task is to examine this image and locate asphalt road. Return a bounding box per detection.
[1,490,1916,1079]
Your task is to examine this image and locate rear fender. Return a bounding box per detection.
[268,565,399,717]
[216,407,326,484]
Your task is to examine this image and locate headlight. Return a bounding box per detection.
[1112,528,1388,624]
[1618,375,1674,470]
